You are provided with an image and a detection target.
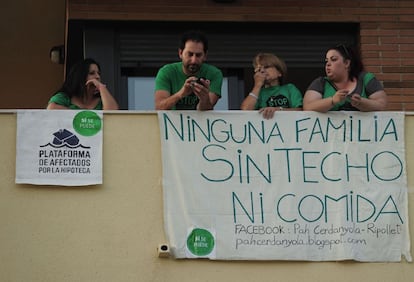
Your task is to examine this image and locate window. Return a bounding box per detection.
[67,20,358,109]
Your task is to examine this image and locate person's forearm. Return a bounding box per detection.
[46,103,69,110]
[156,92,184,110]
[197,92,220,111]
[357,97,387,112]
[241,93,258,110]
[99,86,119,110]
[241,86,262,110]
[197,96,213,110]
[303,97,333,112]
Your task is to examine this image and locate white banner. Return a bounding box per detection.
[16,110,103,186]
[158,111,411,262]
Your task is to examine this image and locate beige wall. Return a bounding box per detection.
[0,111,413,282]
[0,1,65,109]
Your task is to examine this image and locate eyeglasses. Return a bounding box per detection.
[254,65,277,73]
[336,44,351,59]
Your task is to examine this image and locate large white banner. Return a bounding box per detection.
[158,111,411,262]
[16,110,103,186]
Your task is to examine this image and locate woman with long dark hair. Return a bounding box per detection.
[47,58,118,110]
[303,44,387,112]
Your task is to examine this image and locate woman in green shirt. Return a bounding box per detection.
[241,53,303,119]
[47,58,118,110]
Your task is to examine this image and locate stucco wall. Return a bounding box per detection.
[0,111,413,282]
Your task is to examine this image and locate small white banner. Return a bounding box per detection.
[158,111,411,262]
[16,110,103,186]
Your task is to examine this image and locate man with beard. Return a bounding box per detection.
[154,30,223,110]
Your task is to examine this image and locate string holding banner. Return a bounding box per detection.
[158,111,411,262]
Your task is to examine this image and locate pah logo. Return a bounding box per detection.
[40,129,90,149]
[37,128,93,174]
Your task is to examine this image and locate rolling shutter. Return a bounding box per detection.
[118,22,358,69]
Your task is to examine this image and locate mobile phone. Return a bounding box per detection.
[195,77,206,85]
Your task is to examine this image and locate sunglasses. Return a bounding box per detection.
[336,44,351,59]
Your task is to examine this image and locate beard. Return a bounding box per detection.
[186,63,200,75]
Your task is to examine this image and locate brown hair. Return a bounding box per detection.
[253,53,287,84]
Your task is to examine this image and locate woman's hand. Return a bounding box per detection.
[253,68,266,88]
[349,93,362,108]
[86,79,106,94]
[332,89,350,105]
[258,106,282,119]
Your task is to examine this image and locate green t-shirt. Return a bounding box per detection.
[255,84,303,109]
[48,92,103,110]
[155,62,223,110]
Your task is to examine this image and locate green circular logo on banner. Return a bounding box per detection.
[187,228,214,256]
[73,111,102,136]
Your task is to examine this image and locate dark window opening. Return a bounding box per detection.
[67,20,359,109]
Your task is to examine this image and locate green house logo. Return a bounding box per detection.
[186,228,215,256]
[73,111,102,136]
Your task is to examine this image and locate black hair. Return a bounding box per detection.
[179,30,209,53]
[328,44,364,80]
[56,58,100,98]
